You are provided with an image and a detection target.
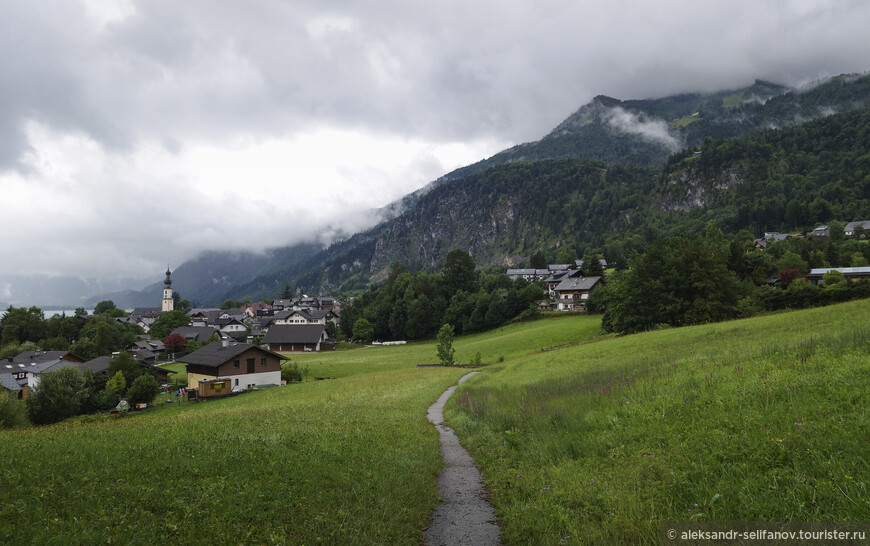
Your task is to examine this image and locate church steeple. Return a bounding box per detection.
[162,266,174,312]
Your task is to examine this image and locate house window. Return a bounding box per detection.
[261,358,268,367]
[233,360,240,369]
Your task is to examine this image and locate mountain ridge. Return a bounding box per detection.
[95,72,870,306]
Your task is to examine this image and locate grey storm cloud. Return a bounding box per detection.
[1,0,870,282]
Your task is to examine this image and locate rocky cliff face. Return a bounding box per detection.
[658,162,747,213]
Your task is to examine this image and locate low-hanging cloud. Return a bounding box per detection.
[2,0,870,285]
[602,107,683,151]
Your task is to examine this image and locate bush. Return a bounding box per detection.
[282,362,308,383]
[26,367,89,425]
[93,388,118,412]
[127,375,160,406]
[0,393,27,428]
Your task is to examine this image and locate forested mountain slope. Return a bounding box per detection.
[170,73,870,303]
[232,95,870,300]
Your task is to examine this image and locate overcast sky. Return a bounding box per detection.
[2,0,869,281]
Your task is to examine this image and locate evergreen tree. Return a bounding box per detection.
[441,248,477,297]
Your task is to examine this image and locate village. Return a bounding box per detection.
[0,267,343,405]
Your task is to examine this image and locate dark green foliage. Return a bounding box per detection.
[92,388,118,412]
[658,108,870,236]
[580,253,605,277]
[530,251,547,269]
[69,317,141,359]
[148,310,191,341]
[106,352,142,392]
[221,299,247,310]
[603,232,743,333]
[92,300,117,315]
[26,367,90,425]
[281,362,307,383]
[0,394,27,428]
[441,248,477,297]
[340,250,544,341]
[126,375,159,406]
[0,306,46,345]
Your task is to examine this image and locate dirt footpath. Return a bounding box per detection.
[425,372,500,546]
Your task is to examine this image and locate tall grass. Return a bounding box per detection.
[446,300,870,544]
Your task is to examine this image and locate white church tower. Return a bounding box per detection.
[162,266,174,312]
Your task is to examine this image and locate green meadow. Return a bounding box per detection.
[446,300,870,543]
[2,305,868,544]
[0,316,598,544]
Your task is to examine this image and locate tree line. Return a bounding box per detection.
[338,249,543,342]
[597,222,870,334]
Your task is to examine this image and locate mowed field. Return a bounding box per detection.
[2,303,868,544]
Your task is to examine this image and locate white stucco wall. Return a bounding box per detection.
[219,370,281,390]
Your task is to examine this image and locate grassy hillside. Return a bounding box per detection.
[445,301,870,543]
[0,315,599,544]
[3,306,867,543]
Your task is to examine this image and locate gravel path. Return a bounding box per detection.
[425,372,500,546]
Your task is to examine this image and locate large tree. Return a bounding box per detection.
[441,248,477,297]
[0,306,45,345]
[149,310,191,340]
[352,318,374,343]
[26,367,90,425]
[603,234,743,334]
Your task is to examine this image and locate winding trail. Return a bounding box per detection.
[425,372,500,546]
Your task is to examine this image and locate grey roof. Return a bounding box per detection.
[80,355,175,375]
[575,258,608,267]
[1,373,22,391]
[79,356,113,375]
[129,340,165,351]
[169,326,220,343]
[808,267,870,276]
[179,342,286,368]
[214,317,245,327]
[544,269,584,284]
[507,269,538,275]
[27,359,79,375]
[845,220,870,232]
[1,361,34,372]
[130,308,162,319]
[553,276,602,292]
[262,324,327,345]
[299,309,330,320]
[10,351,73,364]
[187,307,221,316]
[272,299,295,307]
[548,264,571,271]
